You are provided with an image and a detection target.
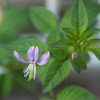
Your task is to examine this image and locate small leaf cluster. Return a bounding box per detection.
[29,0,100,94]
[30,0,100,99]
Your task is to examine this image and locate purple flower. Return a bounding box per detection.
[13,46,50,81]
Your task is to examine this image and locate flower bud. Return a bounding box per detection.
[72,52,77,60]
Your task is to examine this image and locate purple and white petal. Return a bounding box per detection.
[27,46,35,61]
[37,51,50,65]
[13,50,27,63]
[33,47,39,62]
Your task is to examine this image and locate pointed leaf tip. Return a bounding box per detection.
[71,0,88,35]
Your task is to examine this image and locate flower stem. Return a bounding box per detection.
[49,90,56,100]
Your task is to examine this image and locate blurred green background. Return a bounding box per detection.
[0,0,100,100]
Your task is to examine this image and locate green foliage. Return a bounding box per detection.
[43,60,70,93]
[60,3,100,29]
[0,0,99,98]
[86,39,100,47]
[60,8,72,28]
[49,0,90,53]
[30,7,57,32]
[0,7,29,43]
[70,54,87,72]
[85,3,100,25]
[81,53,90,63]
[63,28,77,39]
[37,58,54,83]
[50,39,76,48]
[89,46,100,60]
[0,74,13,97]
[71,0,88,36]
[50,47,74,61]
[47,0,100,80]
[57,86,97,100]
[50,48,69,61]
[80,28,100,41]
[49,0,100,67]
[47,28,64,45]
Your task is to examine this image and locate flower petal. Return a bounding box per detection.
[33,47,39,62]
[13,50,27,63]
[27,46,35,61]
[37,51,50,65]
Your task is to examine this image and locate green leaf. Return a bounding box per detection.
[0,74,13,96]
[50,47,74,61]
[43,60,70,93]
[47,28,64,45]
[71,0,88,35]
[50,49,68,61]
[89,46,100,60]
[63,28,77,39]
[5,37,47,64]
[80,43,88,53]
[50,39,76,48]
[57,86,97,100]
[80,28,100,41]
[70,54,87,72]
[37,58,54,83]
[60,8,72,28]
[60,3,100,29]
[85,3,100,25]
[0,7,29,43]
[86,39,100,47]
[81,52,90,63]
[30,7,57,32]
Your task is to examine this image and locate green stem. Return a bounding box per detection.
[49,90,56,100]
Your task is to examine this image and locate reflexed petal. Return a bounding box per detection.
[37,51,50,65]
[33,47,39,62]
[27,46,35,61]
[13,50,27,63]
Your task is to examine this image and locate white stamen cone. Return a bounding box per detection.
[24,63,34,79]
[23,67,29,73]
[24,71,29,77]
[29,63,33,72]
[33,63,36,80]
